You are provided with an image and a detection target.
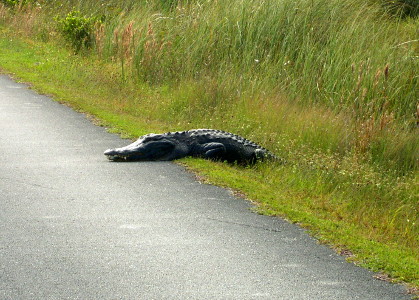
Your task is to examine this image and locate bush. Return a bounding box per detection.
[1,0,20,7]
[0,0,31,8]
[56,10,100,52]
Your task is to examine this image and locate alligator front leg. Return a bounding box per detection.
[199,142,226,160]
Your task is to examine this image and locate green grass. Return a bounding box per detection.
[0,0,418,290]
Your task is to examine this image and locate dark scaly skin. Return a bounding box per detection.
[104,129,279,164]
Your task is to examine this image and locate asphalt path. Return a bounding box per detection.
[0,74,410,299]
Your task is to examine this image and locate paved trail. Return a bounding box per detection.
[0,75,410,299]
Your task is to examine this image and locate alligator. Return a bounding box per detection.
[104,129,279,164]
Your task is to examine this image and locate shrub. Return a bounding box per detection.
[0,0,31,8]
[56,10,101,52]
[1,0,20,7]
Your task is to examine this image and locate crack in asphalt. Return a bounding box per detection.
[204,216,284,233]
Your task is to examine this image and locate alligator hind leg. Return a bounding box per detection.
[200,142,227,160]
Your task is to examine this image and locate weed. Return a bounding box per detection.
[56,10,102,52]
[0,0,29,8]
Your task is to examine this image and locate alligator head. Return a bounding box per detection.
[104,134,178,161]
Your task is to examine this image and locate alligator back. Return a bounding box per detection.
[185,129,276,163]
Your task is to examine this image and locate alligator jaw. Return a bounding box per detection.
[104,148,138,161]
[104,149,125,161]
[104,139,148,161]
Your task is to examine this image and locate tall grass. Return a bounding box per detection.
[4,1,417,109]
[89,0,417,117]
[12,1,415,115]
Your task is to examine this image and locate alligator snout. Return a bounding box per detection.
[104,148,129,160]
[104,148,118,160]
[104,148,114,156]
